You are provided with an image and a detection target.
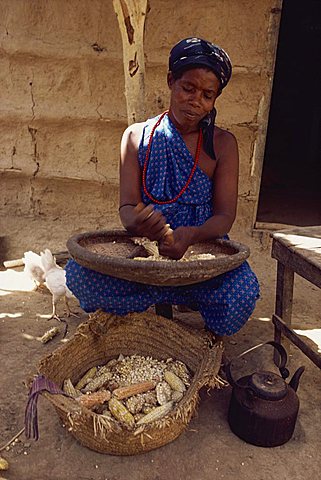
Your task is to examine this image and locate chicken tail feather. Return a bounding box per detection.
[40,248,57,273]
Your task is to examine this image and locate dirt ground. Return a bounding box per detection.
[0,228,320,480]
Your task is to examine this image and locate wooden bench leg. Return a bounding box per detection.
[273,261,294,364]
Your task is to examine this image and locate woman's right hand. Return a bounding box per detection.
[124,202,169,241]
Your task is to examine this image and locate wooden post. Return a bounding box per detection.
[113,0,148,125]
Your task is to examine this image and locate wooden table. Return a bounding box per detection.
[271,226,321,368]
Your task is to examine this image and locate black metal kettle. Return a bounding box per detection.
[225,341,305,447]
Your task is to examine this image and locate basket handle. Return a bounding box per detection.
[76,311,120,338]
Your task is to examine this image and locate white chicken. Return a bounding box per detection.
[40,248,78,335]
[23,251,46,290]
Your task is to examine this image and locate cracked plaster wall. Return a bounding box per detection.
[0,0,281,257]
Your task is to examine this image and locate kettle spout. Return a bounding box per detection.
[289,366,305,392]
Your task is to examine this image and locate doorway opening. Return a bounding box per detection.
[256,0,321,228]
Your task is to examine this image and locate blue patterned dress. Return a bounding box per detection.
[65,114,260,336]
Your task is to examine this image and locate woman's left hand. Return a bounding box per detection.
[158,226,196,260]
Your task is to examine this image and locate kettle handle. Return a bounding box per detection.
[224,341,290,389]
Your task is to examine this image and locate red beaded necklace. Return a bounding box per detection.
[142,110,203,205]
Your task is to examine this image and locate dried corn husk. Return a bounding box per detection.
[83,371,113,393]
[75,366,97,390]
[136,401,174,425]
[108,398,135,429]
[131,237,159,257]
[63,378,80,398]
[164,370,186,393]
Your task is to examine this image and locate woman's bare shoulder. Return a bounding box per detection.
[214,126,238,160]
[214,126,237,145]
[122,121,146,148]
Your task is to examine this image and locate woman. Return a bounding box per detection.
[66,37,260,336]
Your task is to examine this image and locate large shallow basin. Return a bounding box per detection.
[66,229,250,286]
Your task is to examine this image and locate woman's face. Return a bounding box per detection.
[167,67,221,131]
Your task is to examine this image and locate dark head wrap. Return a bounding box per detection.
[169,37,232,160]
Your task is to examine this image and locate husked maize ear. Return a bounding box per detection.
[113,380,155,400]
[83,371,112,393]
[63,378,80,398]
[164,370,186,393]
[77,390,111,409]
[0,457,9,471]
[156,381,172,405]
[136,401,174,425]
[75,366,97,390]
[108,398,135,428]
[40,326,59,344]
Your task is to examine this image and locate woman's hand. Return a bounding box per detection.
[158,226,196,260]
[124,202,169,241]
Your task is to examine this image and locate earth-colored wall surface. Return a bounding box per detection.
[0,0,282,259]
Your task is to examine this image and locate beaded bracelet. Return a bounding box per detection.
[118,203,137,211]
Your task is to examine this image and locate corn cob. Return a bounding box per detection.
[156,381,172,405]
[96,358,119,376]
[140,391,157,406]
[171,391,184,402]
[83,371,113,393]
[169,360,191,385]
[108,398,135,428]
[134,412,145,423]
[164,370,186,393]
[142,405,154,414]
[63,378,80,398]
[75,366,97,390]
[0,457,9,471]
[113,380,155,400]
[96,364,112,377]
[77,390,111,409]
[136,401,174,425]
[40,326,60,344]
[126,395,145,414]
[131,236,160,257]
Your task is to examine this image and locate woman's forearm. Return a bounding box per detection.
[189,213,235,243]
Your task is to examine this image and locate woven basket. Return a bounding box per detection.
[37,310,224,455]
[66,229,250,286]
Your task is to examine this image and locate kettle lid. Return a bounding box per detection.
[248,371,288,400]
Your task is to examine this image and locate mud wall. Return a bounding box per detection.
[0,0,282,257]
